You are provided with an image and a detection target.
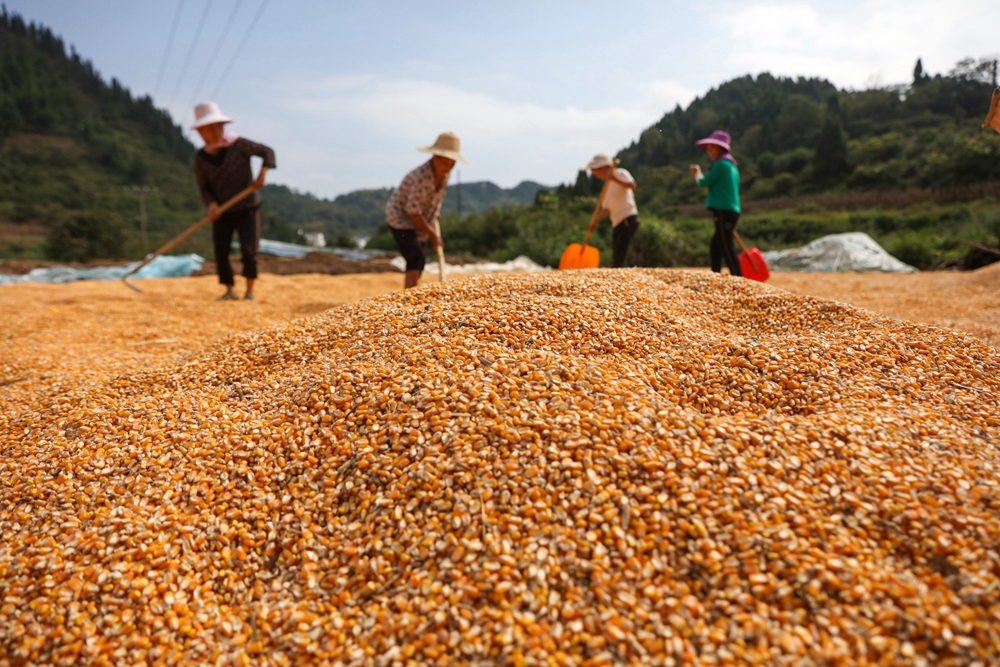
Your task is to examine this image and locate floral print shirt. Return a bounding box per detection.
[385,160,448,232]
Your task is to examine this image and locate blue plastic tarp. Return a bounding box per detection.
[252,239,393,262]
[0,254,204,286]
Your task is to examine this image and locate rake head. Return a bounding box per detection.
[121,276,143,293]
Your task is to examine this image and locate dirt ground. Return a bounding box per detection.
[0,251,483,276]
[768,262,1000,348]
[191,251,400,276]
[2,265,997,419]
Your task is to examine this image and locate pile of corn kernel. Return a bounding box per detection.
[1,269,999,667]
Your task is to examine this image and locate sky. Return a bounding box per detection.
[9,1,1000,198]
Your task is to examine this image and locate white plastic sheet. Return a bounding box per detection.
[0,254,204,286]
[390,255,551,276]
[762,232,916,273]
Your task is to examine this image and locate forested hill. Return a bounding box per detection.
[0,11,191,162]
[614,59,1000,208]
[0,9,212,261]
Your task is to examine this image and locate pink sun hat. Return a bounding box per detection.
[695,130,732,151]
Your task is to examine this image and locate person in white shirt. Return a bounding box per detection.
[585,153,640,267]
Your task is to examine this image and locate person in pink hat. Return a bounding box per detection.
[690,130,742,277]
[192,101,276,301]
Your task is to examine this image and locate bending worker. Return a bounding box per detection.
[193,101,276,301]
[585,154,640,268]
[385,132,470,289]
[690,130,742,277]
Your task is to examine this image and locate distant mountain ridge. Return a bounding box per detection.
[260,180,549,241]
[442,180,548,216]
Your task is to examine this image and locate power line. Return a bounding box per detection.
[154,0,185,97]
[168,0,214,108]
[188,0,245,107]
[210,0,270,99]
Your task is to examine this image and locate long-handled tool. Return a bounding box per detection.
[121,183,259,293]
[984,87,1000,134]
[433,216,446,282]
[558,159,618,270]
[733,230,770,282]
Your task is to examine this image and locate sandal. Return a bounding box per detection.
[218,293,239,301]
[243,293,255,301]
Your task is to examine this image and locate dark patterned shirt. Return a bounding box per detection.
[385,159,448,232]
[194,137,277,212]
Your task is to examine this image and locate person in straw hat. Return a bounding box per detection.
[584,153,640,267]
[385,132,470,289]
[689,130,742,277]
[192,101,276,301]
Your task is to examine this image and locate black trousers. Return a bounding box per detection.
[612,215,640,268]
[709,209,742,277]
[212,207,260,285]
[390,227,427,272]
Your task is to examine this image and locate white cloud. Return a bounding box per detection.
[719,0,1000,88]
[253,74,698,197]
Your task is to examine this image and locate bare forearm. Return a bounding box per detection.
[588,209,609,232]
[254,166,269,189]
[408,213,437,238]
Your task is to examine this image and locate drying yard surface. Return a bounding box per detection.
[769,261,1000,350]
[1,265,998,421]
[0,273,408,420]
[1,270,999,666]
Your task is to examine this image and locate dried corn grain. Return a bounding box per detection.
[1,269,999,667]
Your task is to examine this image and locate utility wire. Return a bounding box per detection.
[188,0,245,107]
[168,0,214,108]
[154,0,185,97]
[210,0,270,99]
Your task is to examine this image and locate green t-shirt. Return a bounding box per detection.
[698,159,741,213]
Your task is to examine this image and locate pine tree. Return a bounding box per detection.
[812,118,849,185]
[913,58,926,86]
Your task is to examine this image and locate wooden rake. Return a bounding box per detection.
[121,184,259,293]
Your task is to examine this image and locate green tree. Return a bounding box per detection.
[45,213,129,262]
[812,118,850,185]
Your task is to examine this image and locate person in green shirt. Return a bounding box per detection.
[690,130,742,277]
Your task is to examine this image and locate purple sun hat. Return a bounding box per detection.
[695,130,732,151]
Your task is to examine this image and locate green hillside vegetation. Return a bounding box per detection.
[259,184,393,247]
[412,58,1000,270]
[617,57,1000,201]
[0,10,207,261]
[0,11,299,262]
[264,179,548,248]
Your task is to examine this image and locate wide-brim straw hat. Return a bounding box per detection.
[191,101,233,129]
[418,132,471,164]
[585,153,613,171]
[695,130,732,151]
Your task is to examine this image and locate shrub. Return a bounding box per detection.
[882,231,939,270]
[44,212,129,262]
